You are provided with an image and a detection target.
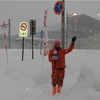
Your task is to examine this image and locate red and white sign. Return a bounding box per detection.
[44,9,48,27]
[54,1,64,15]
[19,22,28,37]
[20,23,27,31]
[43,41,51,56]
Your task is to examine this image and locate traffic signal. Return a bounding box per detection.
[30,19,36,35]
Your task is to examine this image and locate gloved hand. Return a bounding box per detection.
[72,36,77,43]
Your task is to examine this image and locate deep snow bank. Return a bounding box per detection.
[67,56,100,100]
[77,58,100,91]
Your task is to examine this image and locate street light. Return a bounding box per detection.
[66,12,77,48]
[97,13,100,16]
[73,13,77,16]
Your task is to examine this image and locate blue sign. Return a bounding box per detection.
[54,1,64,15]
[40,30,44,39]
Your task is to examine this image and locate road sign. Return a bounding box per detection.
[19,22,28,37]
[40,30,44,39]
[54,1,64,15]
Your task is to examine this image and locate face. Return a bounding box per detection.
[55,44,60,47]
[55,44,60,50]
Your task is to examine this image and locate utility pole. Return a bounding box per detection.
[66,12,68,48]
[61,0,65,48]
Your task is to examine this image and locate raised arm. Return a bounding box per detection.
[65,36,77,54]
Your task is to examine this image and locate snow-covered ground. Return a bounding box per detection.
[0,49,100,100]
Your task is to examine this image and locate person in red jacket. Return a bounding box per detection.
[48,36,76,95]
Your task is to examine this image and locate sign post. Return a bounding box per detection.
[40,30,44,55]
[19,22,28,61]
[22,37,24,61]
[61,0,65,48]
[54,0,65,48]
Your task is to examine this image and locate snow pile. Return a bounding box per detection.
[0,49,100,100]
[67,54,100,100]
[78,58,100,91]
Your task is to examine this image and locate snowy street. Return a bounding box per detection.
[0,49,100,100]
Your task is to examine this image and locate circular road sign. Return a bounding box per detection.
[54,1,64,15]
[20,23,27,31]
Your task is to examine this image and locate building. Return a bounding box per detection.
[0,14,100,49]
[67,14,100,49]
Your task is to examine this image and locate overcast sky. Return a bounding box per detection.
[0,0,100,35]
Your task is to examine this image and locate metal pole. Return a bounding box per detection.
[8,19,11,48]
[22,37,24,61]
[32,34,34,59]
[61,0,65,48]
[66,12,68,48]
[40,40,42,55]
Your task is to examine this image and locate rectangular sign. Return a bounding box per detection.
[19,22,28,37]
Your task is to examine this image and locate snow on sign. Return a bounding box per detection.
[19,22,28,37]
[54,1,64,15]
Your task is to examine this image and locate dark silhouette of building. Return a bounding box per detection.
[0,14,100,49]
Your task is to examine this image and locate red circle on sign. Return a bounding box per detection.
[20,23,27,31]
[54,1,64,15]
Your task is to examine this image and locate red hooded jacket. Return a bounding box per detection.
[48,43,74,70]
